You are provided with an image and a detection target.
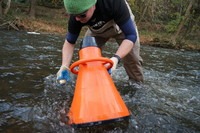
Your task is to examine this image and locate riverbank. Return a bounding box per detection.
[1,5,199,51]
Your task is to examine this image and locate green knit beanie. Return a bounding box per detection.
[64,0,97,14]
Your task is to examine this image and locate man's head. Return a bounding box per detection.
[64,0,97,23]
[64,0,97,15]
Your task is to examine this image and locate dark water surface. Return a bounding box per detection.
[0,31,200,133]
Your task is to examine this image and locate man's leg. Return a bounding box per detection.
[123,45,144,82]
[118,1,144,83]
[115,18,144,83]
[115,36,144,83]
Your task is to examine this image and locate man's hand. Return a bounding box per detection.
[106,55,121,74]
[56,66,71,85]
[110,56,119,71]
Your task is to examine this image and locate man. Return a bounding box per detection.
[57,0,144,84]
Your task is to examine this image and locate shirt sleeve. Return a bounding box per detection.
[119,18,137,44]
[112,0,130,26]
[111,0,137,43]
[66,32,79,44]
[66,16,83,44]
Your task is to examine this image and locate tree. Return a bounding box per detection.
[29,0,37,19]
[0,0,3,17]
[0,0,11,17]
[171,0,195,45]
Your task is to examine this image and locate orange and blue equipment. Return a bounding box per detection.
[68,36,130,127]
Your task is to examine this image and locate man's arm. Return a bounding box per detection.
[115,18,136,58]
[115,39,134,59]
[108,18,135,71]
[62,40,75,68]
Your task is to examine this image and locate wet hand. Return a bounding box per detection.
[56,66,71,85]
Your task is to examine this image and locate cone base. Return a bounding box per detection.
[70,115,130,128]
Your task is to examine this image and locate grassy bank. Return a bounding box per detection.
[1,5,199,51]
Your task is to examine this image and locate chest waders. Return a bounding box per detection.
[85,3,144,82]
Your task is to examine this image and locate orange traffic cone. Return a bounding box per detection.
[68,36,130,127]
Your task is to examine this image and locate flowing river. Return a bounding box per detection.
[0,31,199,133]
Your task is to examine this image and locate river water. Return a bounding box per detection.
[0,31,199,133]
